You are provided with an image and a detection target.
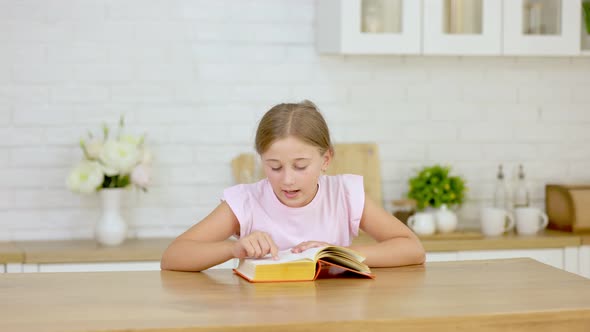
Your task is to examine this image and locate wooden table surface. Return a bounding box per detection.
[2,259,590,332]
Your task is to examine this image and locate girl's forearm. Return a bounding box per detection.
[350,236,425,268]
[160,239,236,272]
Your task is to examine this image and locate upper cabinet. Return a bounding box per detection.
[317,0,590,56]
[316,0,421,54]
[423,0,502,55]
[503,0,581,55]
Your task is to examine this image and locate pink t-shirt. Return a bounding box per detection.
[222,174,365,251]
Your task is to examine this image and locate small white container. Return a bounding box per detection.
[435,204,458,233]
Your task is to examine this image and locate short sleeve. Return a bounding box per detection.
[342,174,365,237]
[222,184,252,236]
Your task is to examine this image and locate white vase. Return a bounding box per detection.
[96,188,127,246]
[435,204,458,233]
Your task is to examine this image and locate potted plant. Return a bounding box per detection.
[584,1,590,34]
[406,165,467,233]
[66,116,152,246]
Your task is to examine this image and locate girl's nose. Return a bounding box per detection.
[282,169,295,185]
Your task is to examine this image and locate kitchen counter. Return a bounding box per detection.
[0,230,585,264]
[1,258,589,332]
[13,238,171,264]
[355,229,582,251]
[0,242,24,263]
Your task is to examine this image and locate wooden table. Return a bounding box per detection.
[1,259,590,332]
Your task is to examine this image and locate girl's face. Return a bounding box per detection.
[261,136,331,208]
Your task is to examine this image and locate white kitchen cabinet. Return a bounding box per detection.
[318,0,586,56]
[316,0,422,54]
[426,252,459,262]
[423,0,503,55]
[7,259,238,273]
[580,245,590,278]
[34,262,162,273]
[503,0,581,55]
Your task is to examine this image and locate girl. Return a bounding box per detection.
[161,101,425,271]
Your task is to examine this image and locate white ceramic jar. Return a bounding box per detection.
[435,204,458,233]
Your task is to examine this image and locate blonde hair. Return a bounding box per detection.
[255,100,333,156]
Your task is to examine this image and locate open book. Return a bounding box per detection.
[233,245,374,282]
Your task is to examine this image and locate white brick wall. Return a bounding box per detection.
[0,0,589,241]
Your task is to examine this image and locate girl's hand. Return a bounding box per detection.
[291,241,332,253]
[232,231,279,260]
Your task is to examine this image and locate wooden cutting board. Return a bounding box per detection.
[326,143,382,207]
[230,153,261,184]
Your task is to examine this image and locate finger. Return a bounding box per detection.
[298,242,312,252]
[298,241,326,253]
[250,237,263,258]
[258,236,271,258]
[243,239,257,258]
[263,233,279,260]
[291,241,308,253]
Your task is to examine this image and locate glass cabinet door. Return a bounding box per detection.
[423,0,502,55]
[503,0,581,55]
[316,0,422,54]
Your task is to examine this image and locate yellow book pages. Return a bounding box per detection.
[233,246,374,283]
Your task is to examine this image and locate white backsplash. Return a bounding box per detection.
[0,0,589,240]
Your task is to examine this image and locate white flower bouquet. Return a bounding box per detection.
[66,117,152,194]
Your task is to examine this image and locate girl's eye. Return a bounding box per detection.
[271,167,282,171]
[295,166,307,170]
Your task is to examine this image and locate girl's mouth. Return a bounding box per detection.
[282,190,300,199]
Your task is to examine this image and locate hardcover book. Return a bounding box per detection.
[233,245,374,282]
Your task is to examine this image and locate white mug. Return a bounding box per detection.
[407,212,436,236]
[480,207,514,237]
[515,207,548,236]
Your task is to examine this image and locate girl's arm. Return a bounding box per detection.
[161,201,279,272]
[161,201,239,271]
[349,193,426,267]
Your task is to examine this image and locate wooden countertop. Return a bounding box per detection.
[0,242,24,263]
[1,259,589,332]
[0,231,586,264]
[354,229,582,251]
[13,238,171,264]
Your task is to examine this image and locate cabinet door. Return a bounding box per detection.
[38,262,161,273]
[580,246,590,278]
[503,0,581,55]
[317,0,422,54]
[36,259,237,273]
[457,248,565,269]
[426,252,459,262]
[423,0,502,55]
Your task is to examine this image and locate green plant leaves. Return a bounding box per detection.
[101,175,131,189]
[583,2,590,34]
[407,165,467,210]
